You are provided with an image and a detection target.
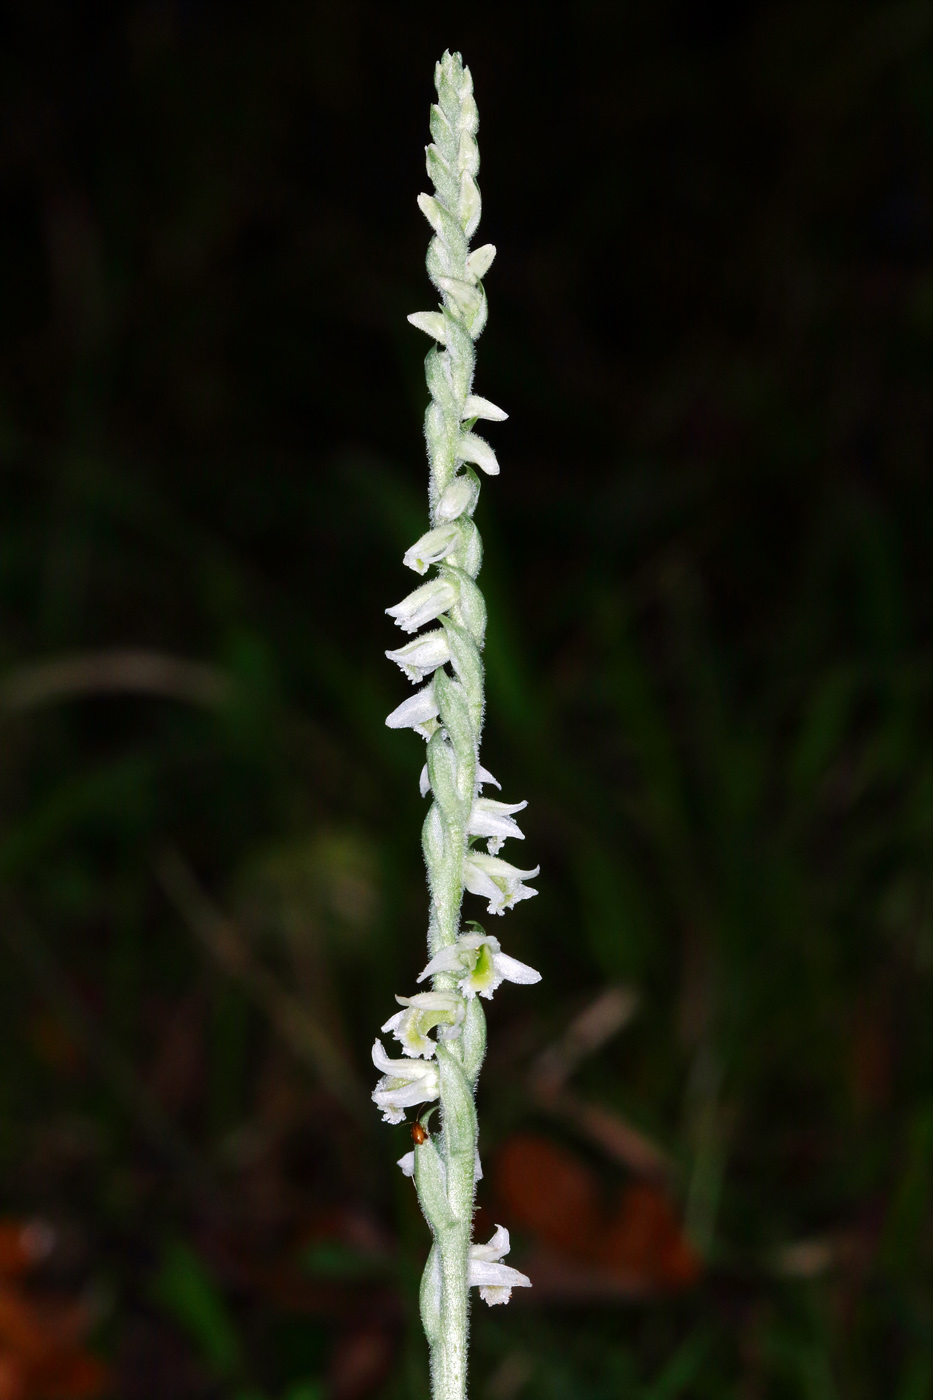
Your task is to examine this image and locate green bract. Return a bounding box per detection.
[375,51,541,1400]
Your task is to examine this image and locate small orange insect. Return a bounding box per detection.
[411,1121,428,1145]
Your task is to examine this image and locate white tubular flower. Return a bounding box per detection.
[468,796,527,853]
[381,990,465,1058]
[371,1039,440,1124]
[468,1225,531,1306]
[385,683,439,737]
[464,852,540,915]
[386,576,460,634]
[418,931,541,1000]
[385,630,450,683]
[403,524,461,575]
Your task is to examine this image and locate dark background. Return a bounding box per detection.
[0,3,928,1398]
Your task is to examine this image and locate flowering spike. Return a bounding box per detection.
[377,51,539,1399]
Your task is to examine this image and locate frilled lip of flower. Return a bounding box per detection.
[371,1039,440,1124]
[386,683,439,738]
[381,990,465,1058]
[386,576,459,634]
[464,852,540,916]
[385,630,451,683]
[468,1225,531,1305]
[417,932,541,1000]
[468,796,527,854]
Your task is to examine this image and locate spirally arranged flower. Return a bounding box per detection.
[371,1039,440,1125]
[419,929,540,1000]
[468,1225,532,1306]
[381,990,465,1057]
[372,51,541,1400]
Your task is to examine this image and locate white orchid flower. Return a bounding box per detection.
[464,852,539,915]
[468,1225,531,1306]
[371,1039,440,1124]
[385,630,450,683]
[381,990,465,1058]
[386,682,439,738]
[403,524,461,575]
[418,930,540,1000]
[468,796,527,853]
[386,575,459,634]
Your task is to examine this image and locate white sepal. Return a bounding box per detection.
[371,1039,440,1124]
[463,395,508,422]
[469,797,527,853]
[397,1150,415,1177]
[476,764,500,791]
[468,1225,532,1306]
[385,683,438,737]
[419,764,431,798]
[466,244,496,280]
[385,630,450,683]
[464,853,539,915]
[403,524,461,575]
[457,433,499,476]
[386,576,459,634]
[407,311,446,342]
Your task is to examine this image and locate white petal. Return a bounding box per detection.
[469,798,527,845]
[475,764,500,791]
[407,311,446,342]
[463,394,508,422]
[494,951,542,986]
[419,764,431,797]
[397,1151,416,1178]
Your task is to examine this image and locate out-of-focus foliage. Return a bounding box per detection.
[0,2,928,1397]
